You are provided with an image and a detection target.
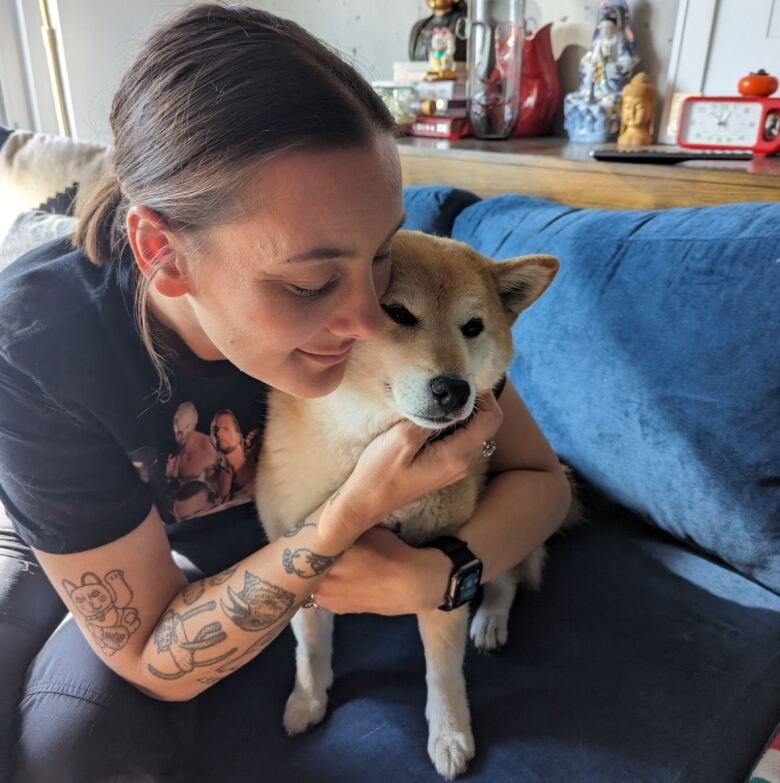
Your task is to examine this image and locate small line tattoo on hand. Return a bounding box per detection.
[282,519,317,538]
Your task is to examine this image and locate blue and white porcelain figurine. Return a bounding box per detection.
[564,0,639,142]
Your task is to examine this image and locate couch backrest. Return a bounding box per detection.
[447,193,780,595]
[0,127,111,245]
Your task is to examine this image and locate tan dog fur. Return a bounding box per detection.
[255,230,581,779]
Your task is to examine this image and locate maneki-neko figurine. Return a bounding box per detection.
[564,0,639,142]
[426,26,458,80]
[618,72,657,146]
[409,0,467,64]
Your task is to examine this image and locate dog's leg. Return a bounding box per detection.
[416,606,475,780]
[469,545,546,653]
[282,606,335,736]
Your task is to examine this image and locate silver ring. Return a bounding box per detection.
[302,594,320,610]
[482,440,497,458]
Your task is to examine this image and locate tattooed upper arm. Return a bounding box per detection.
[32,505,189,691]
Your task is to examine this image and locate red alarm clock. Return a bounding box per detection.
[677,70,780,157]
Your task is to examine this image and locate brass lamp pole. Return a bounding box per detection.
[38,0,72,137]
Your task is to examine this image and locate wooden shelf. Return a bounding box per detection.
[397,136,780,210]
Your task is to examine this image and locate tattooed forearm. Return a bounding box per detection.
[182,564,239,606]
[282,518,317,537]
[282,547,345,578]
[182,580,206,605]
[215,626,286,674]
[208,565,238,586]
[147,601,237,680]
[62,570,141,656]
[220,571,295,631]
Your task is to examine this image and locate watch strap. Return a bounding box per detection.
[426,535,477,568]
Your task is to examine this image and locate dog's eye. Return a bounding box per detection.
[461,318,484,338]
[381,303,418,327]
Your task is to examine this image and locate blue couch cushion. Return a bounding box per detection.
[402,186,481,237]
[191,500,780,782]
[451,195,780,595]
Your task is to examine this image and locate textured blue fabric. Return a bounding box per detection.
[402,185,481,237]
[192,502,780,783]
[451,195,780,595]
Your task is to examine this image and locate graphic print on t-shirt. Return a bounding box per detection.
[128,400,261,523]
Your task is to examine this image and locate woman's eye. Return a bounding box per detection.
[288,280,337,299]
[288,254,390,299]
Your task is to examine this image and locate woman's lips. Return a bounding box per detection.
[297,345,353,365]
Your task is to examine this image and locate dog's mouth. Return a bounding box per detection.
[383,381,475,434]
[424,410,476,442]
[402,409,476,441]
[415,414,463,425]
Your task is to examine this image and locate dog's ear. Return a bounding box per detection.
[492,254,559,316]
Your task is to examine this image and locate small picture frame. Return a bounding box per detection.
[663,91,699,145]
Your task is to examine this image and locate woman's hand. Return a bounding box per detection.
[310,526,452,616]
[333,391,504,543]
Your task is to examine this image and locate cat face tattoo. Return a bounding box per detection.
[62,570,142,655]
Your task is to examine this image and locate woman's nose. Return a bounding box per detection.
[331,278,386,341]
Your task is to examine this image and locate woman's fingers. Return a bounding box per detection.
[422,390,503,465]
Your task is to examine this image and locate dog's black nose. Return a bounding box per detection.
[429,376,471,415]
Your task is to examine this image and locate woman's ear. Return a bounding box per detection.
[126,205,192,297]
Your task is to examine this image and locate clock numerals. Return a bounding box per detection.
[680,99,762,149]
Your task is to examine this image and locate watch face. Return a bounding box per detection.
[679,100,762,148]
[453,562,483,604]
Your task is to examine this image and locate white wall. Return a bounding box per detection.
[6,0,680,145]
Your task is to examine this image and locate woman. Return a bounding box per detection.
[0,4,572,781]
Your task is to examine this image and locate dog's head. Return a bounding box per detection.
[347,230,559,429]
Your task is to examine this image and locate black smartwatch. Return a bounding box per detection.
[425,535,483,611]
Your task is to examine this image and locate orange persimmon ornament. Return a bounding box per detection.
[738,69,779,98]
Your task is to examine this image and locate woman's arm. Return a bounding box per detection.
[440,378,573,587]
[33,494,360,703]
[313,380,573,615]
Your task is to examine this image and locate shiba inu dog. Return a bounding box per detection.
[255,230,582,779]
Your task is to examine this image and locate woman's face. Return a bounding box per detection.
[171,133,405,398]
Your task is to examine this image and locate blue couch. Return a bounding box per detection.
[1,162,778,781]
[188,188,780,782]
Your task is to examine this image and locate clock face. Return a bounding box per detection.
[679,100,762,148]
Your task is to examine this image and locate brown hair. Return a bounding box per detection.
[73,2,397,396]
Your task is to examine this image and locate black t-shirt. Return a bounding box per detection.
[0,236,269,555]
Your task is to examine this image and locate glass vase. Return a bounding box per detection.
[462,0,526,139]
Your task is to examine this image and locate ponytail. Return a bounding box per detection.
[72,169,128,266]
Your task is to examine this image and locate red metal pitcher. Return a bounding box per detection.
[513,22,560,136]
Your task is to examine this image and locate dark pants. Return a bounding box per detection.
[0,507,269,783]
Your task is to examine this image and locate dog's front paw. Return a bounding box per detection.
[283,686,328,736]
[428,726,475,780]
[469,607,509,653]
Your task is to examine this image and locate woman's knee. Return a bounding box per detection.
[14,619,196,783]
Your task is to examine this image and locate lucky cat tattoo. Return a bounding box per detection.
[62,570,142,655]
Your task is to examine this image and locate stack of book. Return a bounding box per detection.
[391,61,470,140]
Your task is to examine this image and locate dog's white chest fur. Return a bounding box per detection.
[255,382,483,546]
